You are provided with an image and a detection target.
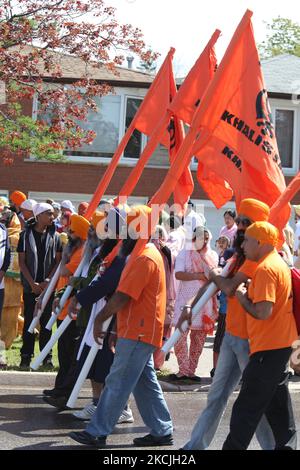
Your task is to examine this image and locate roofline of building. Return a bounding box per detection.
[268,91,300,100]
[41,76,152,89]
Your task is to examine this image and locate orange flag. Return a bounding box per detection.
[85,48,175,220]
[115,32,222,211]
[269,172,300,231]
[170,30,220,125]
[191,10,290,226]
[170,29,232,208]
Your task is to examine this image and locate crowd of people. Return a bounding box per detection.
[0,190,299,450]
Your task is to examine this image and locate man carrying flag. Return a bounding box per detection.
[69,206,173,448]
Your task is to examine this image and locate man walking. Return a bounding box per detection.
[69,206,173,448]
[223,221,298,450]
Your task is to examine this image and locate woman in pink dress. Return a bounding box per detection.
[219,210,237,247]
[171,226,218,381]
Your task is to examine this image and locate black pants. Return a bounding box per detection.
[21,292,54,360]
[53,328,85,397]
[223,347,297,450]
[55,319,79,389]
[0,289,4,321]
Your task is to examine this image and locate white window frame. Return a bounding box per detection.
[30,86,148,166]
[121,94,147,164]
[270,98,300,176]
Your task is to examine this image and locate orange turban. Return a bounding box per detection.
[127,205,153,238]
[246,222,279,247]
[70,214,90,240]
[10,191,26,206]
[238,198,270,222]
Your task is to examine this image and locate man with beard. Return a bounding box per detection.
[47,214,90,391]
[69,206,173,449]
[17,203,62,369]
[179,198,276,450]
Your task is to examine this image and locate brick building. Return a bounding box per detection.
[1,52,300,240]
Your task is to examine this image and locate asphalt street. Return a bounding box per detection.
[1,383,300,451]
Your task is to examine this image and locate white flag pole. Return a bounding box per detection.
[27,263,61,334]
[66,318,112,408]
[161,258,235,354]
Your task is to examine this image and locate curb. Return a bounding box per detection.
[0,371,89,390]
[2,371,300,393]
[159,377,212,393]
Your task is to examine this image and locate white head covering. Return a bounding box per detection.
[61,200,76,213]
[20,199,37,211]
[33,203,54,218]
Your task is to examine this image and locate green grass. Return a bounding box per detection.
[4,333,59,372]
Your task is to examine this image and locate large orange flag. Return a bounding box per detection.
[170,29,232,208]
[115,31,222,211]
[85,48,175,220]
[191,10,290,226]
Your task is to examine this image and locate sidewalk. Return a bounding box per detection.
[1,334,300,393]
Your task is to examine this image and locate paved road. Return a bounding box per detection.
[1,384,300,451]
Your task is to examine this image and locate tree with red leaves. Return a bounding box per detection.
[0,0,156,165]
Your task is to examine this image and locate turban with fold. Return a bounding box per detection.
[238,198,270,222]
[246,221,279,247]
[70,214,90,240]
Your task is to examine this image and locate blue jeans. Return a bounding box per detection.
[183,332,275,450]
[86,338,173,437]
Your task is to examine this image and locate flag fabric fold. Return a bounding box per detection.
[191,10,290,227]
[85,47,176,220]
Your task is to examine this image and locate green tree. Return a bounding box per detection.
[259,17,300,59]
[0,0,156,165]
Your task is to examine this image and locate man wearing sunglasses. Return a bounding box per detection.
[180,198,275,450]
[17,203,62,369]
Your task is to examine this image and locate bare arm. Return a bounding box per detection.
[18,253,37,292]
[209,269,249,297]
[235,285,273,320]
[175,271,207,282]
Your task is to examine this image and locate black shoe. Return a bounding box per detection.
[210,368,215,378]
[43,389,58,397]
[69,431,107,448]
[19,357,31,370]
[168,374,189,381]
[189,375,202,383]
[42,395,68,410]
[133,433,174,447]
[42,358,54,369]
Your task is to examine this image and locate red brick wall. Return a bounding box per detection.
[1,157,300,204]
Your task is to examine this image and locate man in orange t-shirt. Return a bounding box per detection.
[69,206,173,449]
[182,198,275,450]
[223,222,298,450]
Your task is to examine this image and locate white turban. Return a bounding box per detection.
[20,199,37,211]
[33,203,54,218]
[61,200,76,213]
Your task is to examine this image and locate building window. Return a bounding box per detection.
[123,97,143,159]
[64,95,121,158]
[275,109,294,169]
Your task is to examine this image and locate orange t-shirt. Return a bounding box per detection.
[247,250,298,354]
[117,244,166,349]
[226,259,257,339]
[57,246,84,320]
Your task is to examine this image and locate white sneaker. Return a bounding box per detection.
[72,403,97,421]
[117,406,134,424]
